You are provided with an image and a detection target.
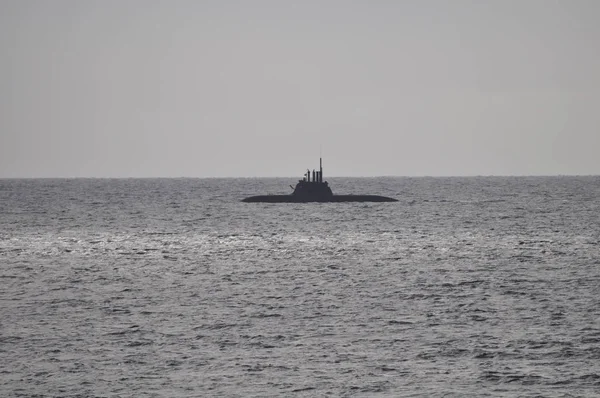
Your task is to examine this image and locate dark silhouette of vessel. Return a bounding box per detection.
[242,158,398,203]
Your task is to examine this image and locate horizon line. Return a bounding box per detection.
[1,174,599,179]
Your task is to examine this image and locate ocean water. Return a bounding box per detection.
[1,176,600,397]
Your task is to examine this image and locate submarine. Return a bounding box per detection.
[242,158,398,203]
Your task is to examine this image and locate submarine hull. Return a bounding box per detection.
[242,195,398,203]
[242,157,399,203]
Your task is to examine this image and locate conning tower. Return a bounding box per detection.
[292,157,333,200]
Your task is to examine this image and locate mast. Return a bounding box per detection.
[320,157,323,182]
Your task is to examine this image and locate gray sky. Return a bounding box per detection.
[1,0,599,177]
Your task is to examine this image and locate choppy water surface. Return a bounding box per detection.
[1,177,600,397]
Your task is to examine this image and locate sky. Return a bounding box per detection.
[1,0,599,178]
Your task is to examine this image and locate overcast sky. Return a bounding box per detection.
[1,0,599,177]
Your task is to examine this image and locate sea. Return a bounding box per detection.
[1,176,599,397]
